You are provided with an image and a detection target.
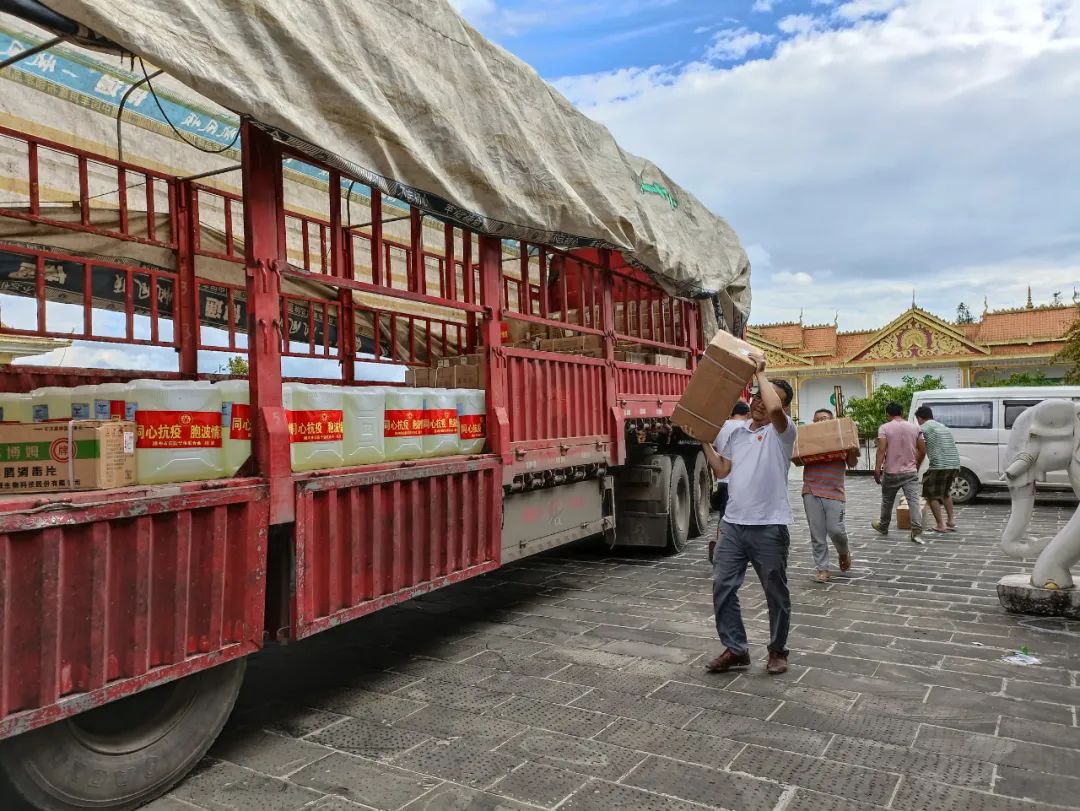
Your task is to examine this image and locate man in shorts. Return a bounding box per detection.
[915,405,960,533]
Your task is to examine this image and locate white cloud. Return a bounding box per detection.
[772,270,815,285]
[553,0,1080,328]
[752,0,779,11]
[706,27,775,61]
[777,14,824,35]
[834,0,904,22]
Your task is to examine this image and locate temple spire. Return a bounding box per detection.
[1025,286,1033,309]
[983,295,989,315]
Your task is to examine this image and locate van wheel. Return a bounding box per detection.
[686,450,713,540]
[665,455,692,555]
[0,659,245,811]
[950,469,979,505]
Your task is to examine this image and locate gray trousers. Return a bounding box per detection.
[879,472,922,532]
[802,494,850,571]
[712,521,791,655]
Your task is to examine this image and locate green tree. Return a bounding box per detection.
[218,355,249,376]
[846,375,945,438]
[1056,317,1080,384]
[956,302,974,324]
[1051,292,1063,306]
[974,371,1056,387]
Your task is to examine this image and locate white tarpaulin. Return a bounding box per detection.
[40,0,751,327]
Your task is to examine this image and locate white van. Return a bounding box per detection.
[908,386,1080,504]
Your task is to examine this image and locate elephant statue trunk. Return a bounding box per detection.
[1000,399,1080,590]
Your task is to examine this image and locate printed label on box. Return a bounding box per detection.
[223,402,252,440]
[135,411,223,449]
[94,398,128,421]
[426,408,459,436]
[287,409,343,443]
[459,413,486,440]
[385,409,425,438]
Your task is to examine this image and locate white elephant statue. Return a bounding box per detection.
[1000,398,1080,589]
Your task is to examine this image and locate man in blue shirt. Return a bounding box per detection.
[702,357,797,675]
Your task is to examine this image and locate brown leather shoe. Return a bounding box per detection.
[705,648,751,673]
[766,650,789,675]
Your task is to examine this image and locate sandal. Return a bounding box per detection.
[814,570,830,583]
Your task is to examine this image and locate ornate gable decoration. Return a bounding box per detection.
[848,308,989,363]
[745,334,813,368]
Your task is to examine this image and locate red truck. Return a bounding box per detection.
[0,3,750,808]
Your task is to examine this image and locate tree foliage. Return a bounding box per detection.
[956,302,974,324]
[974,371,1056,387]
[846,375,945,438]
[218,355,249,376]
[1056,316,1080,384]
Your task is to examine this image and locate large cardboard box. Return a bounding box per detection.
[0,420,136,493]
[792,417,859,467]
[896,496,928,530]
[538,335,605,355]
[407,363,484,389]
[672,330,758,442]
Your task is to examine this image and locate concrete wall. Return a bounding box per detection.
[873,365,961,389]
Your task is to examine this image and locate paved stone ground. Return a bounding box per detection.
[148,478,1080,811]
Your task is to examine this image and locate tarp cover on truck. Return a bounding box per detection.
[41,0,751,327]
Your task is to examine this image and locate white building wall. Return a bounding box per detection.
[797,376,866,422]
[873,366,962,389]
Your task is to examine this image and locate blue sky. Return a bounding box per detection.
[453,0,1080,330]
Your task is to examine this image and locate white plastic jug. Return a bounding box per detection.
[93,382,135,421]
[129,379,225,484]
[421,388,460,458]
[342,386,385,466]
[30,387,70,422]
[0,392,32,423]
[455,389,487,454]
[69,385,98,420]
[382,387,424,462]
[215,380,251,476]
[283,383,344,472]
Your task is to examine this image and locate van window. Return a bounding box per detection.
[1004,400,1041,430]
[924,401,993,429]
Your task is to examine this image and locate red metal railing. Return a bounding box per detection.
[0,124,177,250]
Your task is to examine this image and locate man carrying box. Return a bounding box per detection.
[801,409,860,583]
[701,357,796,676]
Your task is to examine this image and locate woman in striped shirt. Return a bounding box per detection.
[803,409,861,582]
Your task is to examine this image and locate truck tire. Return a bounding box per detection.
[686,450,712,539]
[950,468,980,505]
[0,659,245,811]
[665,455,692,554]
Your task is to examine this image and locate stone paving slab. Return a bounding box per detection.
[155,479,1079,810]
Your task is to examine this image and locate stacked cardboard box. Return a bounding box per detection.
[0,420,136,493]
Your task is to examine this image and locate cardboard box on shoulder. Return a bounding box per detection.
[0,420,136,493]
[792,417,859,467]
[672,330,758,442]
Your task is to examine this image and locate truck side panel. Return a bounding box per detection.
[291,458,501,640]
[0,482,267,738]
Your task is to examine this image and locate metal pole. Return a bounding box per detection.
[0,35,66,71]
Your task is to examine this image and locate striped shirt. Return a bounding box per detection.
[802,458,846,501]
[920,419,960,470]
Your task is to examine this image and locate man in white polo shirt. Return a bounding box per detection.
[701,357,796,675]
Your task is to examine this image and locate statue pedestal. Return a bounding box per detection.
[997,574,1080,619]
